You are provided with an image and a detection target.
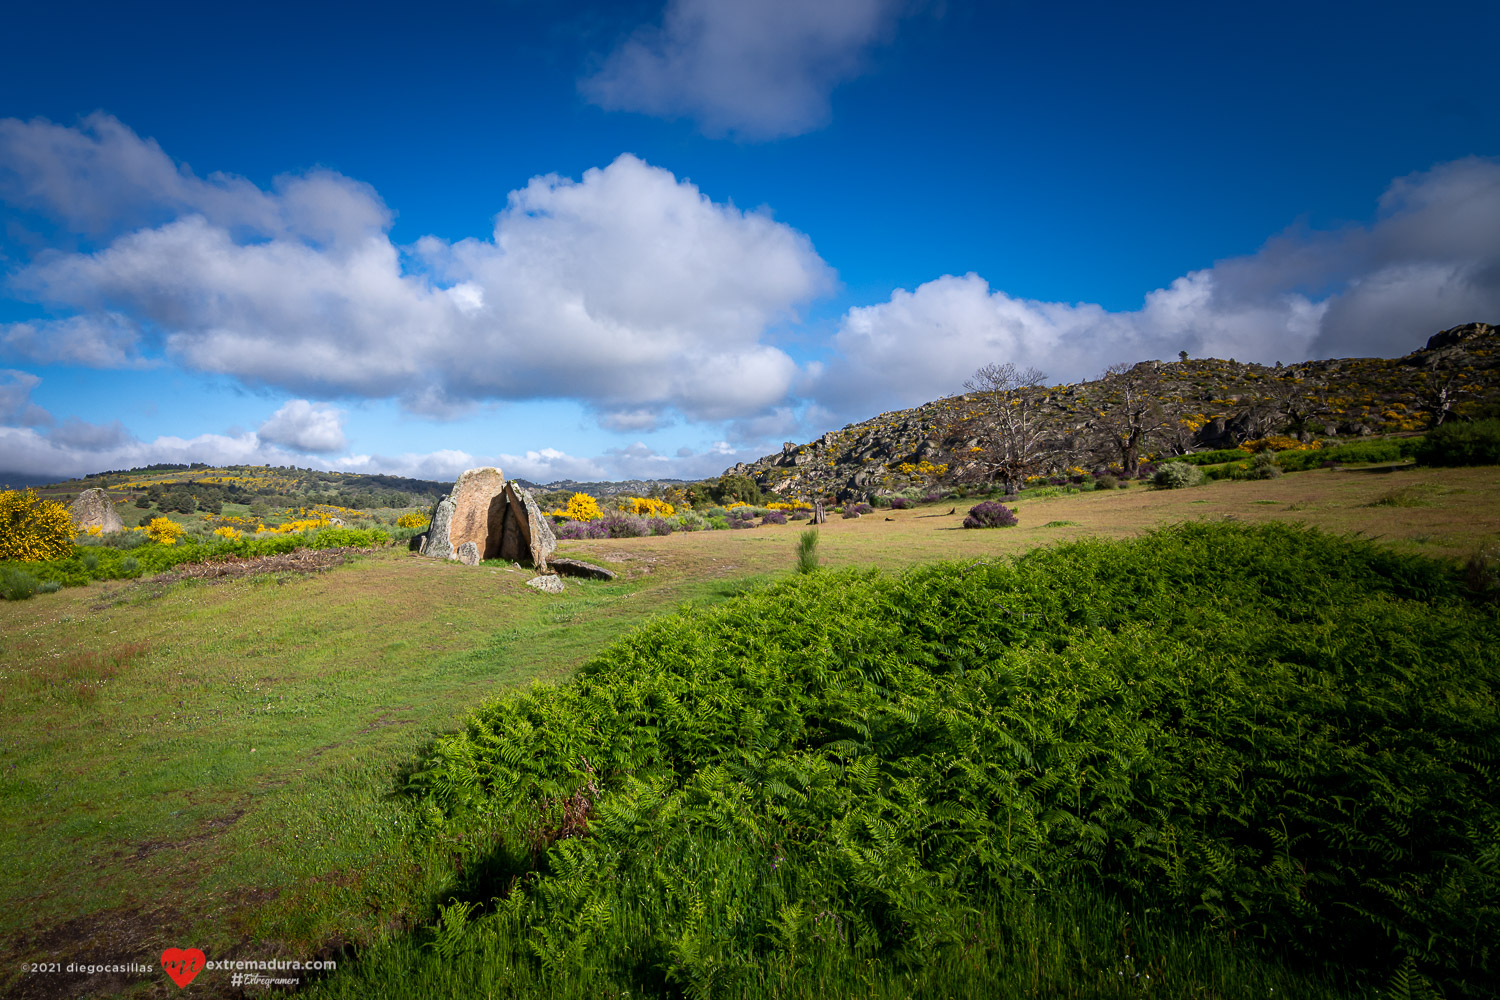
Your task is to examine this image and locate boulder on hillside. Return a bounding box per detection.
[418,469,556,569]
[69,488,123,533]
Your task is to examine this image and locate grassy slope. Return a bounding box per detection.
[1,463,1497,997]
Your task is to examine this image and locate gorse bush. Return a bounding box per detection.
[962,501,1017,528]
[386,523,1497,999]
[2,525,392,590]
[144,516,185,545]
[1415,418,1500,467]
[1153,461,1204,488]
[0,488,76,562]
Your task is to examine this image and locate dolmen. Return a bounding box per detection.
[416,467,557,571]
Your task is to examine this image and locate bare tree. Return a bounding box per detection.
[957,362,1049,492]
[1088,362,1174,476]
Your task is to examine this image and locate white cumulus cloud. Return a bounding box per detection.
[1,116,834,425]
[257,399,347,453]
[580,0,909,139]
[813,157,1500,417]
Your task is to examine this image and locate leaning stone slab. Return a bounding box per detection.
[495,482,557,571]
[526,575,565,593]
[549,558,616,581]
[420,497,458,559]
[69,488,123,533]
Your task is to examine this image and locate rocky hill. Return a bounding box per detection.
[736,322,1500,501]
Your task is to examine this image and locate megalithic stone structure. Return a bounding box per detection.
[418,468,556,570]
[69,488,124,533]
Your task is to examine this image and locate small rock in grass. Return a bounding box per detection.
[526,575,565,593]
[550,558,617,580]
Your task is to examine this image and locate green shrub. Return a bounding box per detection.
[1153,461,1205,488]
[1093,474,1118,489]
[1277,437,1420,471]
[1415,419,1500,467]
[1248,452,1283,479]
[390,523,1495,999]
[0,566,41,600]
[1176,447,1253,466]
[795,527,820,573]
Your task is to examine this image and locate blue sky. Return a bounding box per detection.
[2,0,1497,484]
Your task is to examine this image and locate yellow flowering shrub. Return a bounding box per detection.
[85,524,104,537]
[1241,436,1321,453]
[213,526,243,541]
[765,502,800,511]
[0,489,77,562]
[145,517,186,546]
[396,512,430,529]
[550,493,602,521]
[626,497,675,517]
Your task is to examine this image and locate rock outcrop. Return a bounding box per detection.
[735,322,1500,501]
[68,488,123,533]
[418,469,556,569]
[549,558,616,580]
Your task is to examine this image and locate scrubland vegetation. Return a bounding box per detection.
[317,523,1498,999]
[2,423,1498,998]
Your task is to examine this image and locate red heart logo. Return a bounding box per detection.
[160,948,206,988]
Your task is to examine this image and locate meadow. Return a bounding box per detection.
[2,461,1498,998]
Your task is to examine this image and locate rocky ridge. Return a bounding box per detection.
[737,323,1500,501]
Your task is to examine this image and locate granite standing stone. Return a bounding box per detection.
[68,488,124,533]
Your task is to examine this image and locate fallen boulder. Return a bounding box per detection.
[69,488,123,533]
[549,558,616,581]
[526,575,565,593]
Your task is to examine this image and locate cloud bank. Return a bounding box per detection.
[813,157,1500,415]
[1,115,834,427]
[580,0,909,140]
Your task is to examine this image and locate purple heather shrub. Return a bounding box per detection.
[761,511,788,525]
[841,510,861,519]
[647,516,675,536]
[600,513,650,538]
[729,517,754,529]
[922,492,943,503]
[889,497,911,509]
[789,509,812,520]
[963,501,1018,529]
[1071,474,1087,484]
[728,506,757,521]
[850,502,873,515]
[556,519,607,540]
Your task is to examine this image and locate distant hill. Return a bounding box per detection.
[27,464,453,512]
[735,322,1500,500]
[20,463,695,513]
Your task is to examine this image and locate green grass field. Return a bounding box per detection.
[2,463,1498,999]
